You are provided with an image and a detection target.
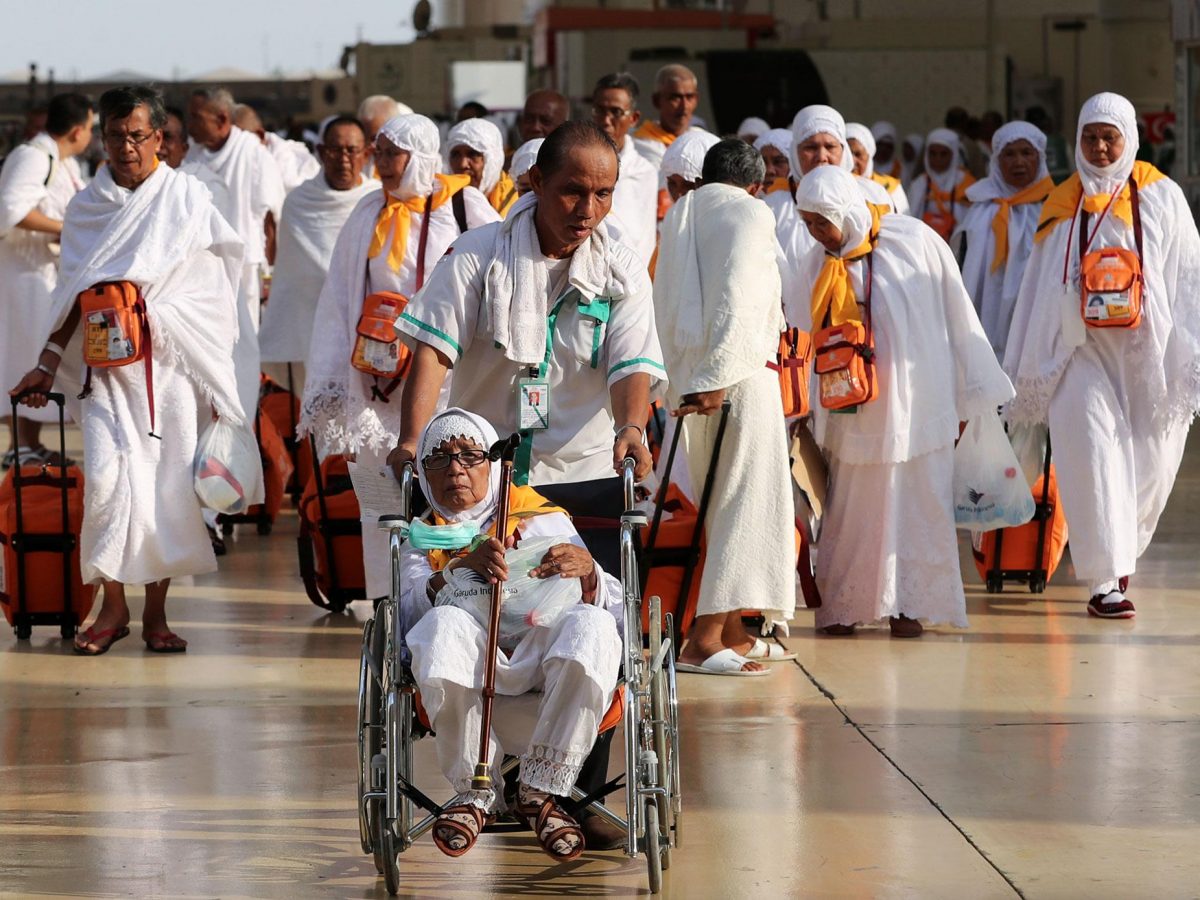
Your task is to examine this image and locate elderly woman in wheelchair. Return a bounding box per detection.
[399,408,623,861]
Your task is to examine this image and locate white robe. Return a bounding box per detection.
[792,215,1014,627]
[299,185,497,598]
[612,138,658,265]
[184,126,286,419]
[1004,176,1200,590]
[50,164,253,584]
[259,173,375,365]
[264,132,320,194]
[0,133,83,421]
[654,184,795,625]
[907,170,971,223]
[402,512,622,801]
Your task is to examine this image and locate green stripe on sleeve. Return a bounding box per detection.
[399,312,462,356]
[608,357,667,377]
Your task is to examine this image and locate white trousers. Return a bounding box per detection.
[408,603,620,800]
[1048,344,1190,593]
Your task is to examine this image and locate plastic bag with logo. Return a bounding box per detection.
[953,413,1035,532]
[193,418,263,515]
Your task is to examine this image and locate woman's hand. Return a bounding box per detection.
[458,536,509,585]
[9,367,56,408]
[531,543,599,603]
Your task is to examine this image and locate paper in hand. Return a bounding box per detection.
[346,461,408,520]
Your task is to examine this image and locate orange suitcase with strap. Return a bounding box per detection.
[297,439,366,612]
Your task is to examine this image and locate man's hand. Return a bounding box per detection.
[387,441,418,481]
[614,430,652,480]
[673,388,726,418]
[9,368,55,408]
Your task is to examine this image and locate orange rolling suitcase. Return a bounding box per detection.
[259,368,311,502]
[297,438,365,613]
[0,393,92,640]
[973,436,1068,594]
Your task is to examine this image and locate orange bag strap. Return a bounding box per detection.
[76,288,158,439]
[1078,175,1142,268]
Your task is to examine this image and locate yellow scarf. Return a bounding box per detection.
[368,173,472,271]
[987,176,1054,272]
[811,205,881,328]
[634,119,680,147]
[488,170,518,218]
[1034,160,1165,244]
[883,158,901,179]
[870,172,902,195]
[928,170,975,212]
[426,486,568,573]
[765,176,790,194]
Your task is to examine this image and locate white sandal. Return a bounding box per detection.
[742,637,797,662]
[676,647,771,677]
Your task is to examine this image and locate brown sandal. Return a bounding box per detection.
[432,803,488,857]
[516,795,585,862]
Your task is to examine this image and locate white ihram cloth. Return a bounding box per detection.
[402,409,621,805]
[612,137,658,265]
[1003,92,1200,593]
[0,133,83,422]
[654,184,795,626]
[955,121,1049,358]
[264,132,320,194]
[259,173,376,364]
[52,163,257,584]
[794,167,1013,627]
[185,126,286,419]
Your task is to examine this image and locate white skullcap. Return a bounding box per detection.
[845,122,876,176]
[377,113,442,199]
[444,118,506,194]
[661,130,721,181]
[1075,91,1139,198]
[510,138,543,180]
[417,408,500,524]
[737,116,770,139]
[790,104,853,177]
[795,165,873,256]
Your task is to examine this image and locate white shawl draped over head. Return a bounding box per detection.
[417,408,500,524]
[737,117,769,141]
[871,121,898,149]
[484,190,636,366]
[184,125,284,265]
[1004,92,1200,428]
[793,165,1013,464]
[510,139,544,181]
[924,127,962,194]
[259,170,376,362]
[444,119,505,194]
[958,122,1049,354]
[1075,91,1139,198]
[845,122,877,177]
[753,128,792,170]
[378,114,441,200]
[653,182,783,396]
[53,163,248,425]
[789,105,855,178]
[660,130,720,182]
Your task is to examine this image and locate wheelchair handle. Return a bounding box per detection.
[621,456,637,512]
[399,460,414,523]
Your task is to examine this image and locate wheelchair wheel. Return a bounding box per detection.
[365,617,388,874]
[374,804,401,895]
[643,798,663,894]
[650,663,673,871]
[357,619,377,855]
[664,615,683,849]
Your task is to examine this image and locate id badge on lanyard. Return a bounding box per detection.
[517,366,550,431]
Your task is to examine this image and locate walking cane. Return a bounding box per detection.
[471,432,523,792]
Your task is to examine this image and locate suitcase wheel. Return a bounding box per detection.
[985,575,1004,594]
[15,623,32,640]
[60,622,76,640]
[221,521,234,537]
[1029,576,1047,594]
[257,520,273,536]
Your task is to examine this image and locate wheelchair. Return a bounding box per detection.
[357,457,681,894]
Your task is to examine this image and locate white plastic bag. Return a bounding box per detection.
[1006,421,1048,489]
[193,418,262,515]
[953,414,1035,532]
[439,535,583,644]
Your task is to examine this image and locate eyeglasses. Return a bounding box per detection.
[103,130,158,148]
[322,146,365,158]
[423,449,489,470]
[592,105,632,121]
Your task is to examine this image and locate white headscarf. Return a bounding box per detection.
[737,116,770,140]
[924,127,961,194]
[845,122,877,177]
[966,121,1048,203]
[1075,91,1139,199]
[444,118,505,194]
[795,165,873,257]
[377,114,442,200]
[510,138,543,180]
[789,104,854,178]
[871,121,898,146]
[417,408,501,524]
[661,130,721,181]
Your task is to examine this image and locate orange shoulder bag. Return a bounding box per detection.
[812,253,878,411]
[1078,177,1143,330]
[79,281,159,437]
[768,326,812,417]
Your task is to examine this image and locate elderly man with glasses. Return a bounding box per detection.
[590,73,658,266]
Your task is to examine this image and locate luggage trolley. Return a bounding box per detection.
[356,456,680,894]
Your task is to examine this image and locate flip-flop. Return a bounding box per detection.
[742,637,797,662]
[676,648,771,677]
[144,631,188,653]
[73,625,131,656]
